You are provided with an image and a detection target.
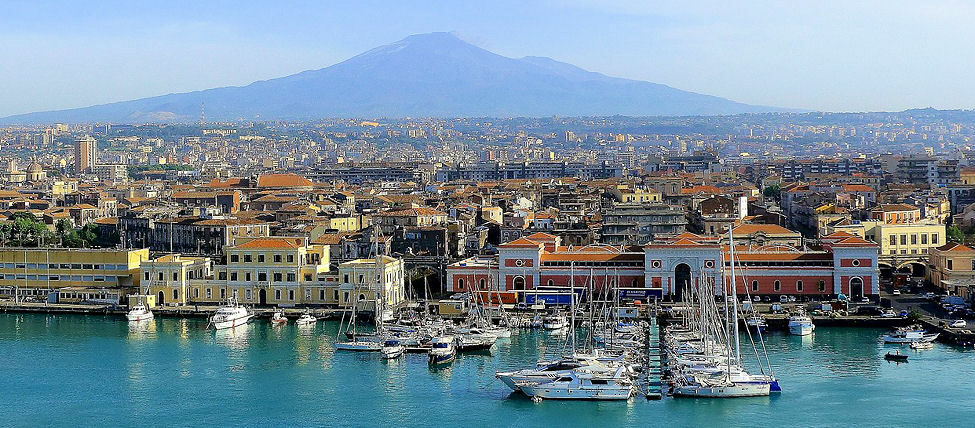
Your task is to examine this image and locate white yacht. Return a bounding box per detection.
[428,335,456,366]
[453,328,498,351]
[542,314,568,330]
[126,304,154,322]
[518,367,635,400]
[381,339,406,359]
[334,340,383,352]
[788,311,815,336]
[882,326,939,343]
[210,298,252,330]
[295,312,317,326]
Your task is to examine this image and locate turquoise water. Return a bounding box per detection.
[1,313,974,427]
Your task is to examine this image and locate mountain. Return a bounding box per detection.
[1,32,786,123]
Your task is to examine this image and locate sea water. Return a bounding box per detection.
[1,313,973,427]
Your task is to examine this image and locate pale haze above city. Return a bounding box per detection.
[3,2,975,428]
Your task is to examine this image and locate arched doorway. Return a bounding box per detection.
[157,291,165,306]
[897,262,926,278]
[850,277,864,300]
[513,276,526,290]
[674,263,692,300]
[258,289,267,306]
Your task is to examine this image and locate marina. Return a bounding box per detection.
[2,312,975,427]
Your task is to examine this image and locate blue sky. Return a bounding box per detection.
[0,0,972,117]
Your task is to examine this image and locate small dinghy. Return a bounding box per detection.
[885,351,908,362]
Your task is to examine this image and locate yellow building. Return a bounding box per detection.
[927,242,975,300]
[142,254,211,306]
[335,256,406,311]
[611,186,662,204]
[861,220,945,257]
[189,237,331,307]
[0,247,148,303]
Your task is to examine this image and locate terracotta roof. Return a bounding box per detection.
[842,184,875,192]
[525,232,559,241]
[934,242,975,253]
[256,174,314,188]
[498,237,544,248]
[233,237,304,249]
[377,207,446,217]
[874,203,918,212]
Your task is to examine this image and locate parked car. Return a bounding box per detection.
[880,310,897,318]
[950,319,967,328]
[779,295,789,303]
[856,306,883,316]
[899,310,910,317]
[892,289,901,295]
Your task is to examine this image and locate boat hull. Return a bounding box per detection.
[520,384,634,400]
[673,382,771,398]
[335,342,382,352]
[212,314,252,330]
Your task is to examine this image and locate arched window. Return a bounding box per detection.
[751,280,759,292]
[774,280,781,292]
[546,279,554,286]
[479,278,486,289]
[631,278,639,287]
[458,279,465,290]
[796,280,803,292]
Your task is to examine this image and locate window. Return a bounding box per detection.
[796,281,803,292]
[774,280,781,292]
[274,255,282,263]
[243,255,252,263]
[258,255,265,263]
[305,274,312,282]
[173,289,179,300]
[144,272,150,280]
[194,288,199,298]
[320,289,325,300]
[259,272,268,281]
[922,234,928,245]
[219,272,227,280]
[245,289,252,300]
[172,272,178,281]
[230,272,238,281]
[287,255,294,263]
[230,254,239,263]
[911,235,917,245]
[900,235,907,245]
[933,234,939,244]
[479,279,486,288]
[546,279,554,286]
[343,274,349,283]
[287,273,296,282]
[220,288,226,299]
[948,259,953,270]
[304,289,310,300]
[458,279,465,289]
[245,272,251,281]
[752,280,759,292]
[889,235,896,245]
[275,289,281,300]
[334,290,340,301]
[206,288,212,299]
[971,259,975,271]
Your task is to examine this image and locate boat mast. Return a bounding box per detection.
[728,226,741,363]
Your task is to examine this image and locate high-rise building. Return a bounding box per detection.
[74,136,97,174]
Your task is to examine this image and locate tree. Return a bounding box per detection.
[947,225,964,243]
[763,183,781,200]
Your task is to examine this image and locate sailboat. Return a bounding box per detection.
[335,230,387,352]
[671,227,778,398]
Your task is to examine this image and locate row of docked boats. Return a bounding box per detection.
[745,310,815,336]
[665,232,780,398]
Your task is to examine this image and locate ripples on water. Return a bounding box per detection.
[2,314,975,427]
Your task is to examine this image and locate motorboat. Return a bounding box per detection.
[381,339,406,359]
[210,298,252,330]
[882,326,939,343]
[518,367,635,400]
[428,335,456,366]
[788,312,815,336]
[454,328,498,351]
[126,304,154,322]
[295,312,317,326]
[543,314,568,330]
[745,315,767,332]
[885,351,909,362]
[270,311,287,325]
[910,341,934,350]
